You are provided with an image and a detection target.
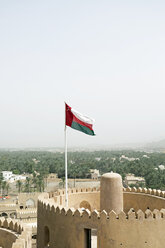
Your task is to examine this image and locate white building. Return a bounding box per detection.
[90,169,100,180]
[158,165,165,170]
[2,171,13,181]
[125,173,145,186]
[120,155,140,162]
[95,157,101,161]
[9,175,26,183]
[143,155,150,158]
[2,171,26,183]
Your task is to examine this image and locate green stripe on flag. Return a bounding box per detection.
[71,121,95,136]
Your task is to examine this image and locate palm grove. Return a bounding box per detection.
[0,150,165,193]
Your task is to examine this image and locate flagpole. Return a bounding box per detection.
[65,125,68,207]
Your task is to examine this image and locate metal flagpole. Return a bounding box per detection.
[65,124,68,207]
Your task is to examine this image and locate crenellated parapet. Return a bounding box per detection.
[37,178,165,248]
[37,193,165,248]
[0,204,19,216]
[38,196,165,222]
[16,208,37,219]
[0,217,32,248]
[54,186,165,198]
[38,186,165,213]
[46,187,100,211]
[0,217,23,233]
[50,186,165,200]
[124,186,165,197]
[47,186,165,213]
[52,187,99,199]
[123,187,165,212]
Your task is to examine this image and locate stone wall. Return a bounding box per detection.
[37,188,165,248]
[18,192,41,208]
[0,192,41,218]
[53,187,165,212]
[54,188,100,210]
[0,228,17,248]
[16,208,37,219]
[123,187,165,212]
[0,204,18,218]
[0,217,32,248]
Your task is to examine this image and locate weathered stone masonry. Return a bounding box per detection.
[37,173,165,248]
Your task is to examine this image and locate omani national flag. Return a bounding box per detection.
[65,103,95,136]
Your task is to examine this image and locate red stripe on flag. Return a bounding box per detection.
[72,114,93,131]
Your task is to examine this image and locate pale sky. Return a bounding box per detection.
[0,0,165,148]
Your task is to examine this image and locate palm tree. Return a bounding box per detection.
[2,181,7,197]
[43,167,49,188]
[37,175,44,192]
[25,177,31,193]
[59,177,65,188]
[0,181,2,197]
[6,183,10,195]
[16,180,22,193]
[0,172,3,197]
[32,172,37,192]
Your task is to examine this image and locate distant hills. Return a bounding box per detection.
[145,139,165,151]
[1,139,165,152]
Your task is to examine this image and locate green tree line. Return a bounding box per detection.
[0,150,165,190]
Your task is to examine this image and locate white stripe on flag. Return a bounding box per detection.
[71,108,95,125]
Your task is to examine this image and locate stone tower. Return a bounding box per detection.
[100,172,123,214]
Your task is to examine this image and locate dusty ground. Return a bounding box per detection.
[45,178,100,192]
[0,179,100,204]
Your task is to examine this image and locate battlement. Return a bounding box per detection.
[40,186,165,214]
[16,208,37,214]
[37,185,165,224]
[0,217,32,248]
[16,208,37,219]
[37,172,165,248]
[124,186,165,197]
[52,187,99,197]
[0,204,18,211]
[37,190,165,248]
[0,204,17,207]
[38,197,165,222]
[21,218,37,223]
[0,217,23,233]
[52,186,165,198]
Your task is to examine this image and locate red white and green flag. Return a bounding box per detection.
[65,103,95,136]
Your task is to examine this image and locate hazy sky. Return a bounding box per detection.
[0,0,165,148]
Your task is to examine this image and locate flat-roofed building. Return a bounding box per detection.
[90,169,100,180]
[125,173,145,186]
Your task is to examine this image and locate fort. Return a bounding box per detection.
[1,172,165,247]
[37,172,165,248]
